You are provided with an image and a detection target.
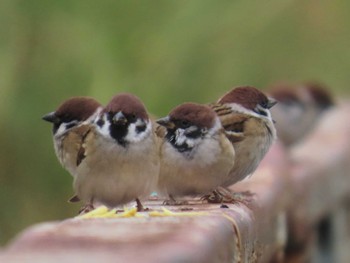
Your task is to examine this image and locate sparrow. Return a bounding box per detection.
[156,102,235,205]
[42,96,102,181]
[74,93,160,211]
[303,82,333,109]
[208,86,277,202]
[269,81,334,146]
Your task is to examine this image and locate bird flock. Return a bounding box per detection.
[43,82,333,214]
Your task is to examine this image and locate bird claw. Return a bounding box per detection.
[200,192,223,203]
[229,191,256,204]
[135,198,148,212]
[78,203,95,214]
[201,188,255,206]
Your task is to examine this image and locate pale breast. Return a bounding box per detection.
[158,134,235,196]
[74,130,160,207]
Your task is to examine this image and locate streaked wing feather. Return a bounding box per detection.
[211,103,249,143]
[75,125,92,166]
[155,124,166,138]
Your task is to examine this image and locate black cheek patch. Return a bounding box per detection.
[165,129,194,153]
[165,129,176,145]
[175,143,192,153]
[257,110,268,117]
[185,128,202,139]
[65,123,77,130]
[96,118,105,128]
[52,122,62,134]
[53,125,59,134]
[254,107,268,117]
[136,124,146,134]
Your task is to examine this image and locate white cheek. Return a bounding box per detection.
[95,114,112,139]
[208,118,222,136]
[95,116,152,144]
[55,124,67,137]
[229,103,274,123]
[184,137,199,149]
[228,103,261,118]
[125,120,151,143]
[265,109,273,122]
[175,129,187,145]
[174,129,201,154]
[54,121,77,138]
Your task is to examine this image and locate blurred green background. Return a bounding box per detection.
[0,0,349,245]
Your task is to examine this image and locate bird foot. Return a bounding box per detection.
[135,198,149,212]
[202,187,255,206]
[222,191,255,205]
[200,192,222,203]
[78,203,95,214]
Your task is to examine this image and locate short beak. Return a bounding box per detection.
[42,112,60,123]
[113,111,127,125]
[156,116,175,129]
[267,98,277,109]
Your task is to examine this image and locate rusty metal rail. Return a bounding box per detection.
[1,103,349,263]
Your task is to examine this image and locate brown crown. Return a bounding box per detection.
[303,82,334,108]
[268,83,300,103]
[55,97,101,121]
[219,86,269,110]
[104,93,148,120]
[169,103,216,129]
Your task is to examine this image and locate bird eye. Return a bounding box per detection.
[130,114,137,121]
[61,114,73,123]
[96,118,105,127]
[257,109,268,117]
[65,122,77,130]
[180,120,191,128]
[261,101,268,108]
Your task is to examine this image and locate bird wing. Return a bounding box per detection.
[210,103,250,144]
[74,125,93,166]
